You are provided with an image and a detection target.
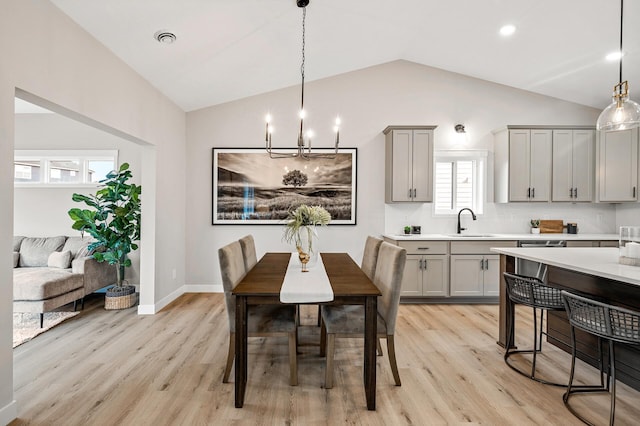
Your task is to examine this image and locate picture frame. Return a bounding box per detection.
[212,148,357,225]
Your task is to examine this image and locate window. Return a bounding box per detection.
[434,151,486,215]
[14,150,118,187]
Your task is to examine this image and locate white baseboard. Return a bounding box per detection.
[0,400,17,426]
[137,284,222,315]
[184,284,222,293]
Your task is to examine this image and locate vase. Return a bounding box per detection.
[295,225,319,271]
[531,228,540,234]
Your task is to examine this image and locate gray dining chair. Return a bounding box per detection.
[218,240,298,385]
[361,236,383,280]
[239,234,258,271]
[320,241,406,388]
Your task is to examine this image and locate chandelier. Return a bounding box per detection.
[596,0,640,131]
[264,0,341,159]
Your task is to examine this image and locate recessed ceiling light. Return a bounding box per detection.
[605,51,624,61]
[499,24,516,37]
[154,30,177,44]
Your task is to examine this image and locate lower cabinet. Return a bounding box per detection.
[449,255,500,296]
[402,254,448,297]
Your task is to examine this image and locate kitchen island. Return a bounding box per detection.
[491,247,640,390]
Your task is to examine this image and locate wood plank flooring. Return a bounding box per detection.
[10,293,640,425]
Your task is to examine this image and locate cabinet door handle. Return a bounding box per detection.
[569,188,573,198]
[634,187,637,198]
[532,188,535,198]
[527,187,531,198]
[419,259,424,270]
[423,259,427,270]
[417,247,430,250]
[413,188,417,198]
[480,259,485,270]
[408,189,412,199]
[484,259,489,270]
[574,187,577,198]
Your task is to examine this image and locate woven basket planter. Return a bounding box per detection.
[105,285,137,310]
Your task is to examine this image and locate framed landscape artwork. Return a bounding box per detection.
[212,148,357,225]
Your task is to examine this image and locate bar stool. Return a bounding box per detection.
[562,291,640,426]
[503,272,567,386]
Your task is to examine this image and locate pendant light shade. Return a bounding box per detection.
[596,82,640,131]
[596,0,640,131]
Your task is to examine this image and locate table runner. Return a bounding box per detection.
[279,253,334,303]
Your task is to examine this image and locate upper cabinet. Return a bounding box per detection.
[384,126,436,203]
[552,129,595,202]
[494,127,552,202]
[597,128,639,202]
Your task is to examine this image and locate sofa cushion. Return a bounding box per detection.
[13,236,25,252]
[62,236,95,260]
[13,268,83,300]
[19,236,66,267]
[48,250,72,269]
[13,252,19,268]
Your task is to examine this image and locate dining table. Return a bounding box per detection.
[232,252,382,410]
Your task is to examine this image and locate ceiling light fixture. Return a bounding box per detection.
[264,0,341,159]
[499,24,516,37]
[596,0,640,131]
[154,30,177,44]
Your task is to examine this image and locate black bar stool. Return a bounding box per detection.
[503,272,567,386]
[562,291,640,426]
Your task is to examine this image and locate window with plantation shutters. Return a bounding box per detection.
[434,151,486,215]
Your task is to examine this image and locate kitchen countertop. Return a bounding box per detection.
[490,247,640,287]
[383,233,619,241]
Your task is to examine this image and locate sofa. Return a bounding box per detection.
[13,236,117,327]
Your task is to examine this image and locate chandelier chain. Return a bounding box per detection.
[618,0,623,86]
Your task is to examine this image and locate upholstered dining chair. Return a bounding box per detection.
[316,235,383,327]
[361,236,383,280]
[320,241,406,388]
[218,240,298,385]
[238,234,258,271]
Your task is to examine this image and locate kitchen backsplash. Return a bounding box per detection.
[385,202,617,235]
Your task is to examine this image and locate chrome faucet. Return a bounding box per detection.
[457,208,477,234]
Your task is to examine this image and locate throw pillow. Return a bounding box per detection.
[13,252,19,268]
[19,236,66,267]
[48,250,72,269]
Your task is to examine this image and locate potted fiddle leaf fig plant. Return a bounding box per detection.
[68,163,141,309]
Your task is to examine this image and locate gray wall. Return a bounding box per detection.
[186,59,618,289]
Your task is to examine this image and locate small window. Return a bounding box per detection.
[14,150,118,187]
[434,151,486,215]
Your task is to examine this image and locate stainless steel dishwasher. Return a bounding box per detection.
[516,240,566,281]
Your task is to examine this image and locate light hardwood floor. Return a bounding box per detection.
[11,293,640,425]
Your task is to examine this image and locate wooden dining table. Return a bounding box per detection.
[232,252,382,410]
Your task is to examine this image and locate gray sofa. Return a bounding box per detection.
[13,236,117,327]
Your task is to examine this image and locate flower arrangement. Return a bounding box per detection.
[283,204,331,246]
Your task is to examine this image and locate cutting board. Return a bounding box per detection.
[539,220,564,233]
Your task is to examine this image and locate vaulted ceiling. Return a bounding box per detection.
[49,0,640,112]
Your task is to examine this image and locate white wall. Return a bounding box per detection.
[14,113,142,284]
[185,59,616,289]
[0,1,186,423]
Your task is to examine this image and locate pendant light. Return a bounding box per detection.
[596,0,640,131]
[264,0,341,159]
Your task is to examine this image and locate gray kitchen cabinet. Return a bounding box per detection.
[494,127,552,202]
[552,129,595,202]
[384,126,436,203]
[597,128,639,202]
[449,254,500,296]
[449,240,516,297]
[394,240,448,297]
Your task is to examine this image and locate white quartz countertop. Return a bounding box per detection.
[490,247,640,287]
[383,233,619,241]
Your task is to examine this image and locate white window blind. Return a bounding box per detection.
[434,151,486,215]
